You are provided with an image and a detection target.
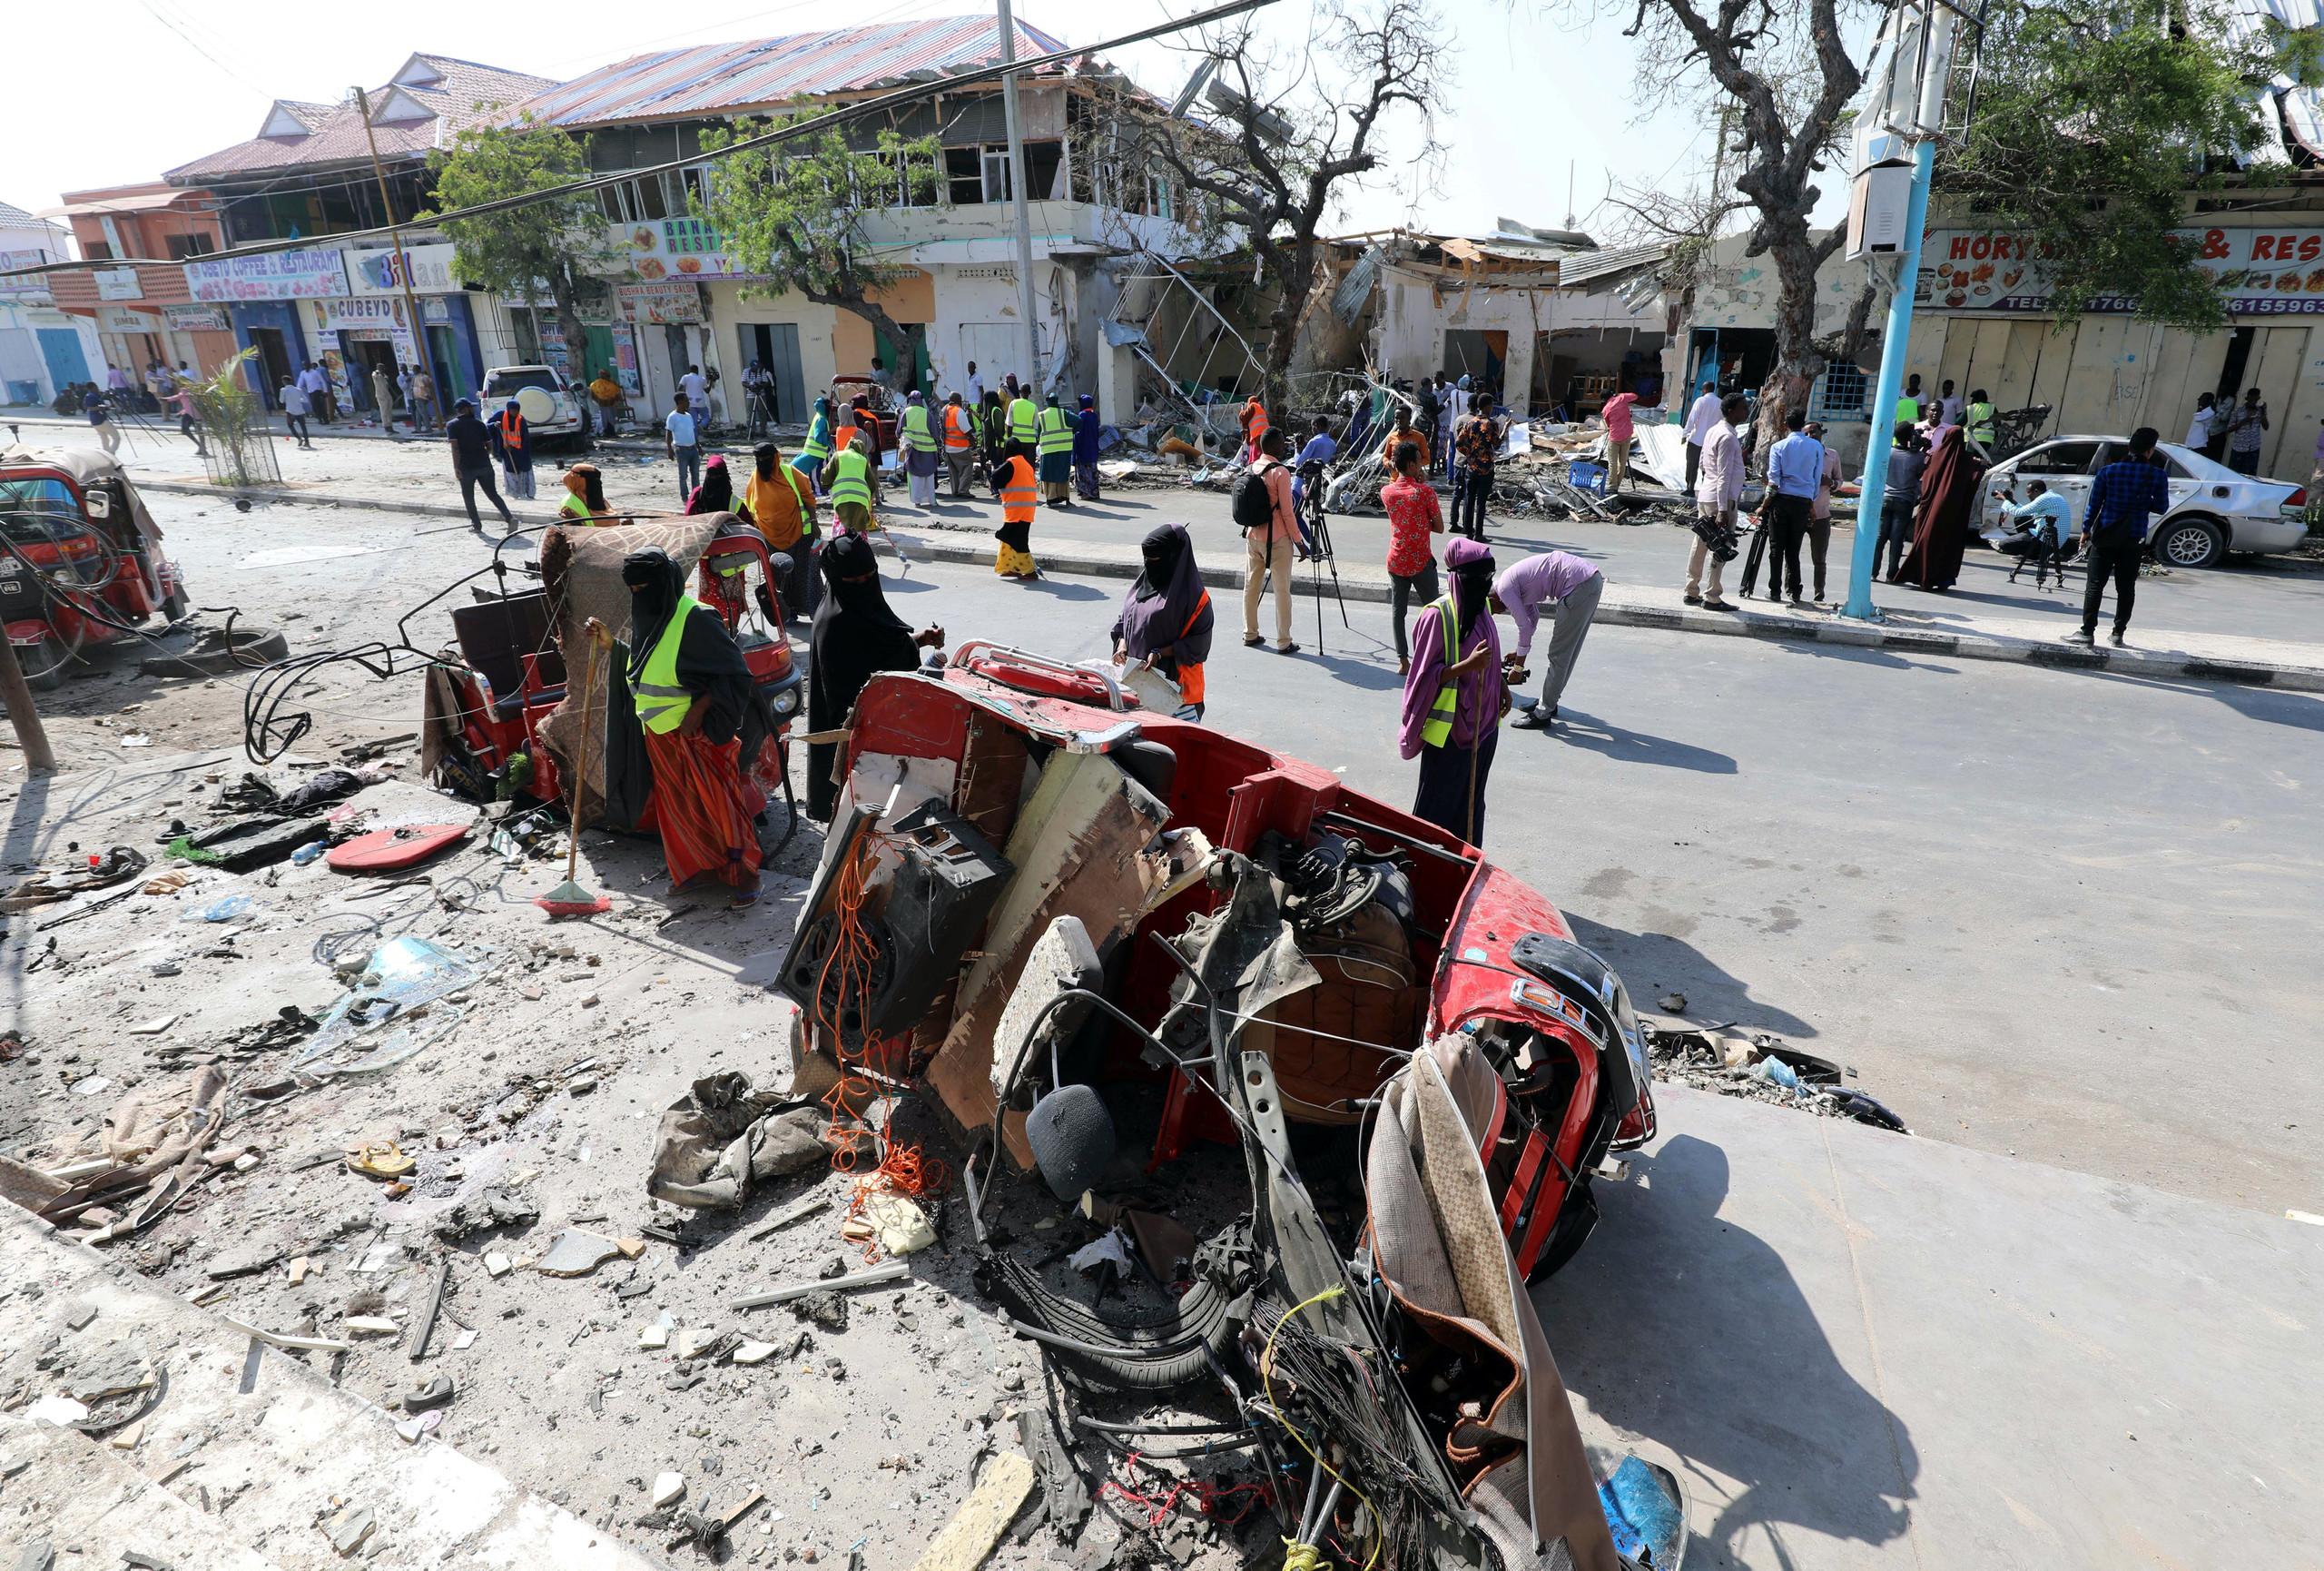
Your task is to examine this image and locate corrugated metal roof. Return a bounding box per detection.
[1555,239,1675,287]
[1330,242,1385,323]
[165,56,556,182]
[517,16,1071,128]
[0,200,42,228]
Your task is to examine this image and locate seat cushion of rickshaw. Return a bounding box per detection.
[493,684,564,720]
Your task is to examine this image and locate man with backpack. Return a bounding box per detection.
[1237,428,1301,655]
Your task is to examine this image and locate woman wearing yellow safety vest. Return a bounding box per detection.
[826,434,878,536]
[1035,392,1076,507]
[898,390,941,509]
[791,396,834,495]
[583,549,770,906]
[1396,537,1511,846]
[991,448,1040,579]
[940,391,980,498]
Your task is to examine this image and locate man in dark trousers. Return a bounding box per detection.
[445,399,517,533]
[2068,426,2170,648]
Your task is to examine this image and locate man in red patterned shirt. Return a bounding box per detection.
[1381,439,1443,676]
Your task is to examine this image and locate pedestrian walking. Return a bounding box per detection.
[1382,440,1443,677]
[409,366,438,431]
[1400,537,1507,846]
[1682,378,1721,491]
[1804,420,1841,601]
[446,399,517,532]
[497,400,537,499]
[300,362,332,425]
[793,395,834,495]
[806,532,944,822]
[1999,479,2075,589]
[558,462,609,527]
[1238,428,1300,653]
[1073,393,1103,501]
[1492,548,1603,729]
[1686,393,1748,611]
[370,365,399,432]
[898,390,940,509]
[2183,391,2217,455]
[1450,399,1502,540]
[741,441,820,621]
[1600,386,1640,492]
[2225,387,2269,474]
[991,448,1039,579]
[940,392,979,498]
[1755,410,1820,603]
[665,392,702,504]
[276,377,314,450]
[828,435,879,538]
[1894,426,1984,591]
[1036,392,1076,506]
[1873,421,1925,580]
[82,383,122,456]
[1111,523,1215,721]
[2068,427,2170,647]
[167,384,206,457]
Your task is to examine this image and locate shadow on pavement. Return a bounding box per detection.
[2090,668,2324,732]
[1537,1134,1919,1566]
[1301,646,1404,692]
[1551,709,1739,772]
[1019,578,1108,603]
[1564,913,1816,1037]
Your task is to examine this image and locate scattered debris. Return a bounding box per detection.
[734,1261,908,1311]
[909,1452,1036,1571]
[653,1472,687,1508]
[1645,1017,1908,1131]
[536,1230,625,1278]
[646,1072,835,1210]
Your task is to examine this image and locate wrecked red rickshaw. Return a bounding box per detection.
[775,643,1679,1570]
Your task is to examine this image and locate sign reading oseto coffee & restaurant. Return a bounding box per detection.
[1917,225,2324,316]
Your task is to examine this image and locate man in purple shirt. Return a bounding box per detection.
[1490,549,1603,729]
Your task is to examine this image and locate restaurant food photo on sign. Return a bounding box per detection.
[1920,225,2324,313]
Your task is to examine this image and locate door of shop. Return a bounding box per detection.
[246,327,294,408]
[734,323,806,425]
[427,324,470,406]
[583,326,616,384]
[346,340,399,415]
[35,327,91,393]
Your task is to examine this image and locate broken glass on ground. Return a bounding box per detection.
[293,935,499,1078]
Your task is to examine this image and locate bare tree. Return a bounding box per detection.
[1122,0,1450,407]
[1597,0,1878,440]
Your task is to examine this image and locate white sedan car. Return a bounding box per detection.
[1982,435,2309,569]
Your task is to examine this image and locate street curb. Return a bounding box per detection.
[136,479,2324,697]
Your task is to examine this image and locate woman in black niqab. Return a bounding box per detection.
[805,532,940,820]
[1109,523,1213,719]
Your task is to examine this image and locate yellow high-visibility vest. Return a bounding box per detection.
[1036,404,1073,457]
[829,448,873,510]
[1007,397,1038,444]
[633,597,704,735]
[1418,594,1465,749]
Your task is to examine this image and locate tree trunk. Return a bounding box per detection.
[1753,229,1830,459]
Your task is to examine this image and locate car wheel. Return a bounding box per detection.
[2153,515,2227,569]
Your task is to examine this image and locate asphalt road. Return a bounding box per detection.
[25,483,2324,1217]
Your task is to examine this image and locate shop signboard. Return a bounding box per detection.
[94,267,144,301]
[163,304,229,331]
[96,305,152,334]
[307,296,417,354]
[615,279,704,324]
[1920,225,2324,316]
[187,247,347,302]
[609,219,747,282]
[0,250,51,301]
[343,242,461,298]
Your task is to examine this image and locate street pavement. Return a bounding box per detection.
[9,479,2324,1570]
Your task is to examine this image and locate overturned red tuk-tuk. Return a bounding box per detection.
[0,445,188,688]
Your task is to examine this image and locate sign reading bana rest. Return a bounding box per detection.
[1918,226,2324,316]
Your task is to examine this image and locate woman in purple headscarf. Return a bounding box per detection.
[1111,523,1213,719]
[1398,536,1508,845]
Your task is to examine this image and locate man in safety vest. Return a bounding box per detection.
[940,392,979,499]
[1965,387,1996,453]
[1035,392,1076,506]
[898,390,940,509]
[583,549,766,904]
[828,437,878,536]
[991,449,1039,580]
[1006,387,1039,468]
[1241,394,1270,465]
[1397,537,1511,847]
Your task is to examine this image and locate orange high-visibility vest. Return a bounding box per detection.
[1244,400,1269,441]
[942,405,973,450]
[1176,590,1211,705]
[832,423,860,459]
[1000,455,1037,522]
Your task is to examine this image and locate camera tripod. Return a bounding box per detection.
[1299,462,1350,651]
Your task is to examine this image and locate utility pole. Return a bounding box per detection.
[996,0,1044,392]
[0,635,56,774]
[354,86,433,417]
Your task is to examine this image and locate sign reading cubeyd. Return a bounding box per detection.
[187,248,348,302]
[343,243,460,297]
[1920,226,2324,316]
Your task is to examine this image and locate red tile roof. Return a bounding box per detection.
[164,55,556,182]
[515,16,1074,129]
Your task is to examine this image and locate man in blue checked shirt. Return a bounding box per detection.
[1758,408,1826,604]
[2068,427,2171,647]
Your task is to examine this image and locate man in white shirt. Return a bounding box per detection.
[1686,393,1748,611]
[1682,380,1723,491]
[299,363,332,425]
[2183,392,2216,452]
[678,363,710,420]
[665,392,701,503]
[964,361,984,406]
[1938,378,1965,430]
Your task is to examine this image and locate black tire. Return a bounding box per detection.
[23,636,65,692]
[2152,515,2227,570]
[161,580,190,620]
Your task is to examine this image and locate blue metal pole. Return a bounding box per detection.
[1842,136,1935,621]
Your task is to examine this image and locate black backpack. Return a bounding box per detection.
[1232,461,1277,530]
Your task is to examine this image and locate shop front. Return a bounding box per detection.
[185,247,347,409]
[615,279,709,420]
[302,296,419,417]
[341,243,484,408]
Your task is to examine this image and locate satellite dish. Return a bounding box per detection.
[515,385,556,424]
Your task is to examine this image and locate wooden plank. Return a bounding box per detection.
[1935,314,1980,396]
[2133,328,2202,440]
[2053,317,2128,433]
[2025,319,2082,430]
[1961,319,2015,406]
[909,1451,1036,1571]
[2269,325,2324,481]
[1903,314,1952,390]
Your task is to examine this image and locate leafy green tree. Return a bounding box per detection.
[1943,0,2324,330]
[694,117,940,357]
[427,114,619,380]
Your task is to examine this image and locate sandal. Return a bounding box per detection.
[1275,642,1301,655]
[1243,635,1264,647]
[345,1141,415,1181]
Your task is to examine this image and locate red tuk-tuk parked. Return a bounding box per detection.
[828,376,901,454]
[424,521,804,828]
[0,446,187,689]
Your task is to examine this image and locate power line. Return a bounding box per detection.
[135,0,268,97]
[5,0,1277,283]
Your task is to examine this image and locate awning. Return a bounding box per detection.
[40,193,191,219]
